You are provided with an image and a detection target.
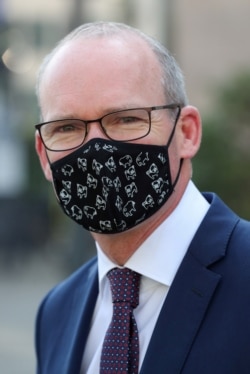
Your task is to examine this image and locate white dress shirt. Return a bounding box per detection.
[81,181,210,373]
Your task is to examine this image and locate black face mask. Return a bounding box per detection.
[50,126,182,234]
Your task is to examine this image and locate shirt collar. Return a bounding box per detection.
[97,181,209,288]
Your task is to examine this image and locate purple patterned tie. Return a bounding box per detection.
[100,267,141,374]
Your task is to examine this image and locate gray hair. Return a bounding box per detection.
[36,21,188,109]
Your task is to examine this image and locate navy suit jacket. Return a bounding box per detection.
[35,193,250,373]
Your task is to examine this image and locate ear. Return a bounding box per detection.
[177,105,202,159]
[35,131,53,181]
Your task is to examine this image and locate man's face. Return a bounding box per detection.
[36,36,180,180]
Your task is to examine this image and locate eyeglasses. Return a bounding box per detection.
[35,104,181,152]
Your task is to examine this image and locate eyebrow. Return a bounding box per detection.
[46,105,145,121]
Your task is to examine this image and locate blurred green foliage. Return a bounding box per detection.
[193,71,250,219]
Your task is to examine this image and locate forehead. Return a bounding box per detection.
[43,34,162,86]
[39,35,165,117]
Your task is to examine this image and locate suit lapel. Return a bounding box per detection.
[140,193,239,374]
[140,252,221,373]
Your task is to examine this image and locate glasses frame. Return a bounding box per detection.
[35,103,181,152]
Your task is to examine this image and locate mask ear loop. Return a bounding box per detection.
[172,158,184,190]
[166,105,182,148]
[165,105,183,190]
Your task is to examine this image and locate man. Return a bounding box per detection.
[35,21,250,374]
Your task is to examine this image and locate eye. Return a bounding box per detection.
[58,124,76,132]
[118,115,142,124]
[52,120,84,133]
[107,110,148,126]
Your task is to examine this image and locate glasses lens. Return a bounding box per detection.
[102,109,150,141]
[40,119,86,151]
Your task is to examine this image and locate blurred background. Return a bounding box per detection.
[0,0,250,372]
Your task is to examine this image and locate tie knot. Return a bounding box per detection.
[107,267,141,308]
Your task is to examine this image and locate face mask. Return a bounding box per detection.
[50,133,182,234]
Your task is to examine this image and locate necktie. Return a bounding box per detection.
[100,267,141,374]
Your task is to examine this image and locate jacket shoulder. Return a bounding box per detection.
[35,257,98,373]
